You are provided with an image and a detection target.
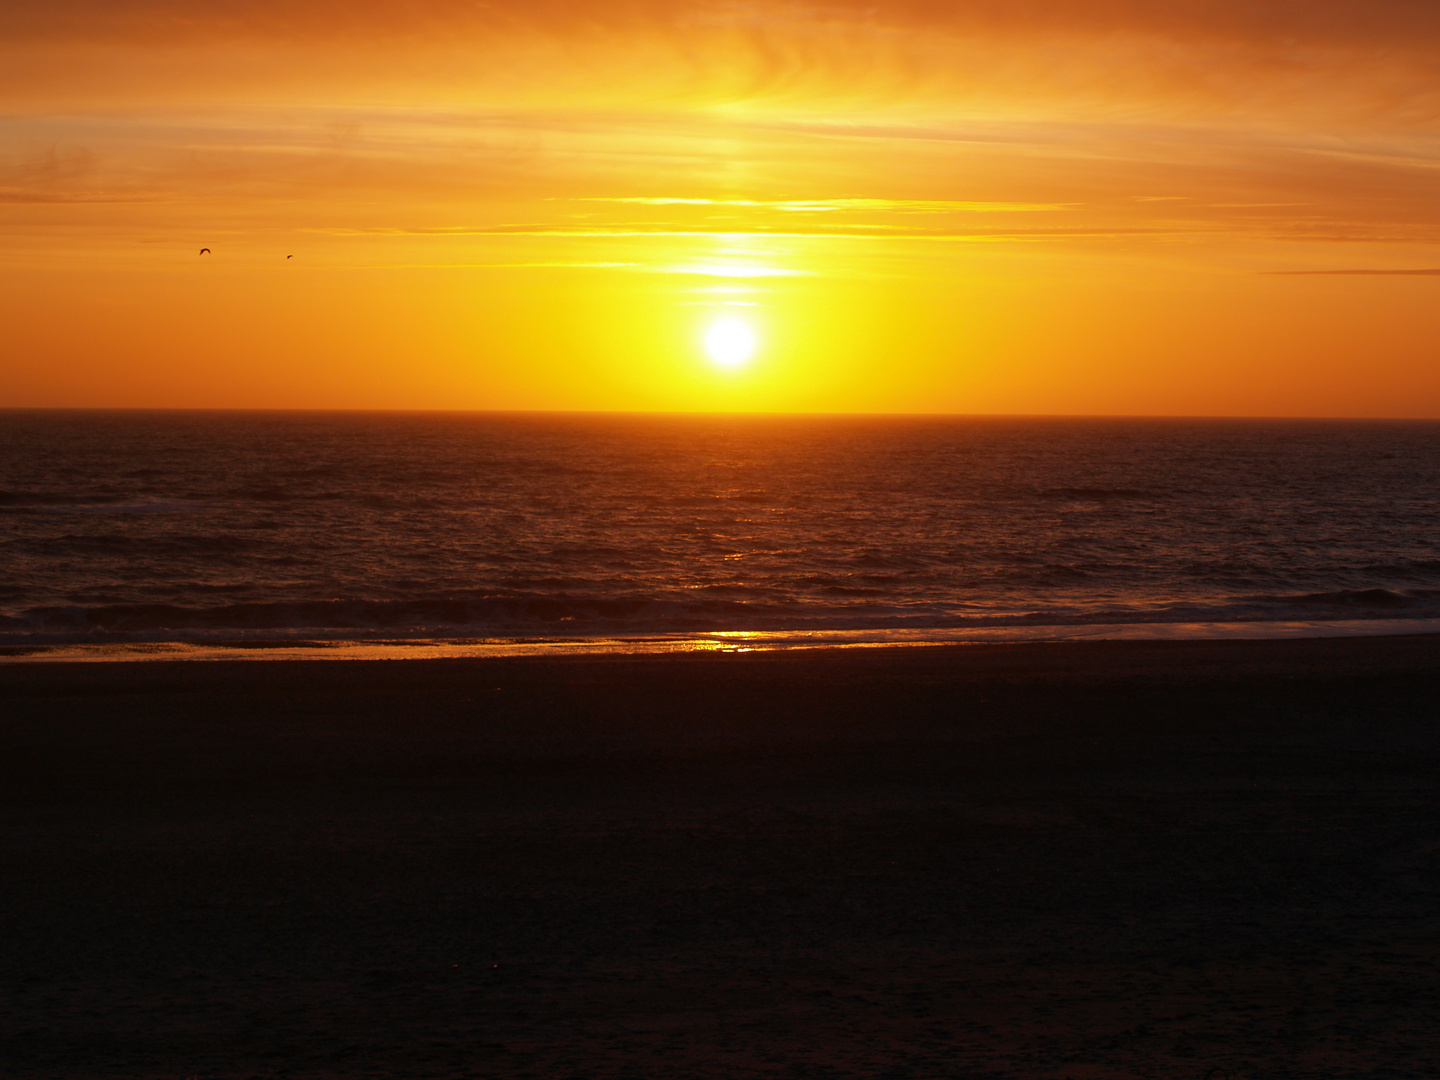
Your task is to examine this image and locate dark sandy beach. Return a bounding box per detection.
[2,636,1438,1079]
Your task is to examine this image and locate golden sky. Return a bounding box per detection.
[5,0,1440,414]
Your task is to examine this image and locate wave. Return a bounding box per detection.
[0,493,207,514]
[5,533,264,556]
[0,595,770,642]
[1281,587,1429,609]
[6,587,1440,645]
[1035,486,1163,501]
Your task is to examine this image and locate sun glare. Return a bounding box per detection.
[704,317,756,370]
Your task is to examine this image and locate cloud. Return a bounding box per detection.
[6,1,1440,48]
[3,0,1438,146]
[5,0,1440,268]
[0,145,164,203]
[1265,268,1440,275]
[578,197,1070,212]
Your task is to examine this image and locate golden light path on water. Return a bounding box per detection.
[7,620,1440,663]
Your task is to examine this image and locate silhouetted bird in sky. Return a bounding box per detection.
[287,255,293,259]
[199,248,210,255]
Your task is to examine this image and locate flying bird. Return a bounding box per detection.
[286,255,293,259]
[199,248,210,255]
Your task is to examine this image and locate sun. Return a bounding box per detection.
[704,317,756,370]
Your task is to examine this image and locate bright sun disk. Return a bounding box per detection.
[704,318,756,370]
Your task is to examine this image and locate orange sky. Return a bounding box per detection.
[5,0,1440,414]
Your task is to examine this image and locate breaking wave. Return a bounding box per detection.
[6,587,1440,646]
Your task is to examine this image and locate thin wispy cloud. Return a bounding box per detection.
[1265,268,1440,276]
[576,197,1071,213]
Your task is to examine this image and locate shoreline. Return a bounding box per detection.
[4,614,1440,663]
[6,630,1440,699]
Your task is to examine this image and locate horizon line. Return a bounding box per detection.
[3,406,1440,422]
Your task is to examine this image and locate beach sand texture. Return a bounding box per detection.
[2,636,1438,1078]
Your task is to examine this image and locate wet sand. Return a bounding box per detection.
[1,636,1438,1078]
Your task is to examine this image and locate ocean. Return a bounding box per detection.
[3,410,1440,655]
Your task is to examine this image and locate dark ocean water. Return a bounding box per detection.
[3,410,1440,646]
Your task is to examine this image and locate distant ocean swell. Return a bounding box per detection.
[4,411,1440,648]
